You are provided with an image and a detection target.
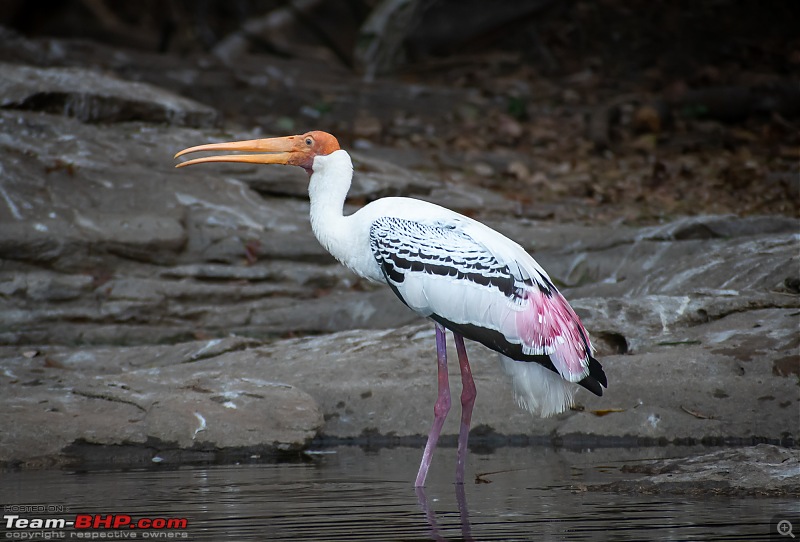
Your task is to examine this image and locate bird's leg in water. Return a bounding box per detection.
[415,322,451,487]
[454,333,476,485]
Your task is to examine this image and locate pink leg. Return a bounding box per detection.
[454,333,476,485]
[415,322,451,487]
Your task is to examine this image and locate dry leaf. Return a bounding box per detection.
[591,408,626,417]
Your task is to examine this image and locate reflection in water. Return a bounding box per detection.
[454,484,472,542]
[1,446,793,541]
[416,485,473,542]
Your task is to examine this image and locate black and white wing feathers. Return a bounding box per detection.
[369,215,604,391]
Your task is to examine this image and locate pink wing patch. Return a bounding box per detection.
[514,288,591,381]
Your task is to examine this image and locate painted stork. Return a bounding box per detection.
[175,131,607,487]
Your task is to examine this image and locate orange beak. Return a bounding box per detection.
[174,135,312,169]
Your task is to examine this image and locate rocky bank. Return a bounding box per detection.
[0,27,797,494]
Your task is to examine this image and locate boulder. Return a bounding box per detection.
[0,63,219,127]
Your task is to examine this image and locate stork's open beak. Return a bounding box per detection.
[174,135,309,169]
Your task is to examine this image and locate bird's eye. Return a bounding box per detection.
[305,137,313,146]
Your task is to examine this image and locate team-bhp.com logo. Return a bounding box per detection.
[4,510,189,539]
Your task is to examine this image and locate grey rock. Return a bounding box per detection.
[235,307,798,442]
[0,105,797,456]
[4,291,794,469]
[0,260,417,345]
[0,107,518,345]
[556,310,799,441]
[0,47,796,478]
[640,214,800,241]
[0,63,219,127]
[0,28,479,147]
[0,337,323,466]
[588,445,800,496]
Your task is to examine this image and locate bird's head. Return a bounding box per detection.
[174,131,340,174]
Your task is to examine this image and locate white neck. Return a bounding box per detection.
[308,150,356,265]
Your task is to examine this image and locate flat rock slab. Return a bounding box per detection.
[588,444,800,496]
[0,337,323,468]
[0,63,219,127]
[232,308,798,443]
[1,295,796,468]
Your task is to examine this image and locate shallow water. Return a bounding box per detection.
[1,446,796,541]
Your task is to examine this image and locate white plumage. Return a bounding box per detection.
[501,357,576,417]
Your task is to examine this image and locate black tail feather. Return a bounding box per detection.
[578,356,607,397]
